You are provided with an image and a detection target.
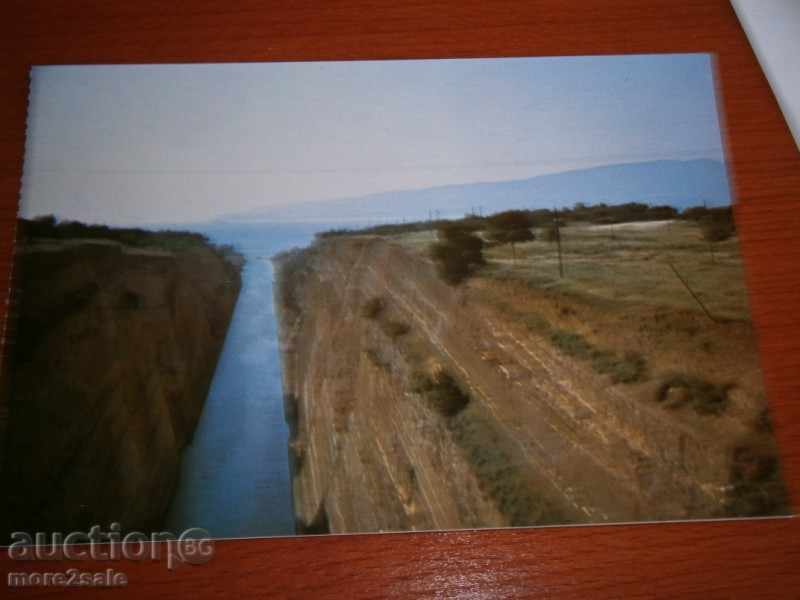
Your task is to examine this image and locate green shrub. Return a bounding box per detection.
[522,313,552,334]
[437,220,484,242]
[381,320,411,340]
[724,445,787,517]
[19,217,212,251]
[430,224,485,285]
[655,374,731,415]
[430,242,478,285]
[550,330,594,360]
[591,350,647,384]
[412,370,470,417]
[310,203,701,246]
[362,296,386,319]
[449,408,568,526]
[542,224,560,243]
[550,329,646,383]
[683,205,732,223]
[485,211,535,260]
[701,218,735,242]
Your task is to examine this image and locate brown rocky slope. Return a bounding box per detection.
[274,235,786,534]
[1,227,242,535]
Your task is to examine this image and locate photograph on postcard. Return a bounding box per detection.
[1,54,789,540]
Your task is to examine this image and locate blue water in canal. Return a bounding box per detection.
[165,222,335,539]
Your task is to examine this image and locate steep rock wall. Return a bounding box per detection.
[2,238,242,534]
[275,236,780,533]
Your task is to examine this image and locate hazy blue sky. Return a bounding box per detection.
[19,54,725,225]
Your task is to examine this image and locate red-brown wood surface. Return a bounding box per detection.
[1,1,798,597]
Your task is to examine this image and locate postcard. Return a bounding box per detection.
[2,54,789,541]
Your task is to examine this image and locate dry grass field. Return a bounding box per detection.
[399,219,749,321]
[282,217,787,527]
[392,217,773,431]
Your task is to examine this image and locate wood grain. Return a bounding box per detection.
[1,1,798,597]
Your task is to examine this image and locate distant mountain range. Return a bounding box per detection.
[221,159,732,223]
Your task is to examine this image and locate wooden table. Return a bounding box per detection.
[1,1,798,597]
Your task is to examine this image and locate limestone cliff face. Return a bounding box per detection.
[2,235,242,535]
[275,236,783,534]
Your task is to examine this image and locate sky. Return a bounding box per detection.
[19,54,726,225]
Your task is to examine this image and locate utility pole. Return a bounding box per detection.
[554,205,564,278]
